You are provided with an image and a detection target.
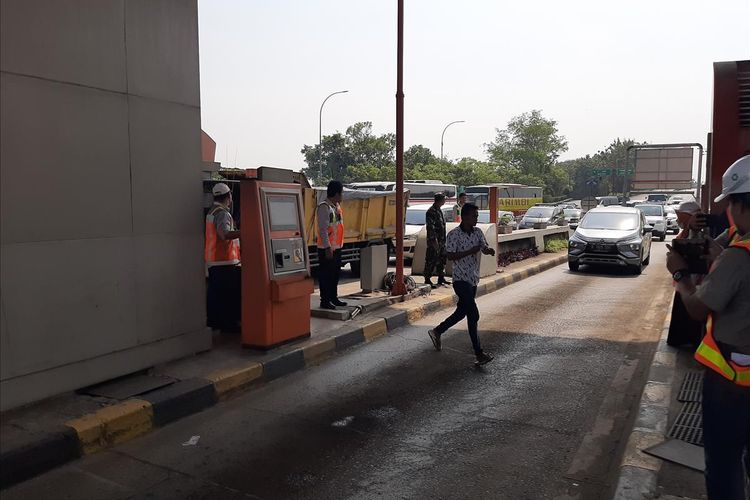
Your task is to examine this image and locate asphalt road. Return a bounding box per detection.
[6,242,675,500]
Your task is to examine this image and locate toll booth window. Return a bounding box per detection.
[267,195,300,231]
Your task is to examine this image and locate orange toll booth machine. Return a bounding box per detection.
[239,167,314,349]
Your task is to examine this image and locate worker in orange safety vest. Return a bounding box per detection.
[205,183,241,331]
[316,181,346,310]
[666,154,750,500]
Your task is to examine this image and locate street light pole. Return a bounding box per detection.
[440,120,465,159]
[318,90,349,182]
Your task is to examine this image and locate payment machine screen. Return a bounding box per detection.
[267,195,300,232]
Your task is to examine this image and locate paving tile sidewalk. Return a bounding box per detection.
[0,252,567,489]
[613,298,707,500]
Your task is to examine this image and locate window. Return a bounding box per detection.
[580,212,640,231]
[636,205,664,217]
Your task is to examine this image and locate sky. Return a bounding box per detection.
[198,0,750,172]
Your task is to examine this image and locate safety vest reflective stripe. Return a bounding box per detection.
[205,205,240,266]
[317,203,344,249]
[728,225,738,243]
[694,234,750,387]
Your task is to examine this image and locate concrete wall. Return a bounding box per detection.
[0,0,211,410]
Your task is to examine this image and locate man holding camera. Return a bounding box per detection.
[666,155,750,500]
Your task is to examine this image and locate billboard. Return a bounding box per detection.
[632,147,694,190]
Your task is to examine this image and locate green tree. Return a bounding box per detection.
[485,110,568,189]
[404,145,438,169]
[301,122,395,184]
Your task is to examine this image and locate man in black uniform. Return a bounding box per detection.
[424,193,450,288]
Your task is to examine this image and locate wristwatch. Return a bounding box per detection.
[672,269,689,282]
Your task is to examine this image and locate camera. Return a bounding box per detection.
[671,238,709,274]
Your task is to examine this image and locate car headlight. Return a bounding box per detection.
[569,239,586,251]
[617,240,641,255]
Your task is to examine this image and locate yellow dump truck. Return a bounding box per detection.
[302,187,400,274]
[203,169,401,275]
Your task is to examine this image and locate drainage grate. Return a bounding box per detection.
[676,371,703,403]
[668,401,703,447]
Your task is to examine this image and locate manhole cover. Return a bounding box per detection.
[676,371,703,403]
[668,401,703,446]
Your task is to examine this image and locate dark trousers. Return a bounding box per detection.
[207,264,241,329]
[702,369,750,500]
[317,248,342,305]
[434,281,482,355]
[667,291,703,347]
[424,245,446,281]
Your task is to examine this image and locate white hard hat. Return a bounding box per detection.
[676,201,701,215]
[714,155,750,203]
[212,183,231,196]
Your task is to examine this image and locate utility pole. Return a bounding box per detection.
[392,0,406,296]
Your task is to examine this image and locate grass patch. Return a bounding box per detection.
[544,239,569,253]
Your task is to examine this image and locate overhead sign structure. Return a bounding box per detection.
[591,168,634,177]
[632,147,694,190]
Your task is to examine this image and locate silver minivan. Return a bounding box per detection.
[568,206,653,274]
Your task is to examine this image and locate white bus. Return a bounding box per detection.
[347,180,458,203]
[463,184,543,215]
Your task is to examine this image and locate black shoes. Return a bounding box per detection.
[428,329,442,351]
[475,351,494,365]
[425,279,437,289]
[437,278,451,286]
[320,300,347,309]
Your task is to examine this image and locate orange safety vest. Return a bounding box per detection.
[317,202,344,249]
[205,204,240,266]
[693,233,750,387]
[726,207,740,244]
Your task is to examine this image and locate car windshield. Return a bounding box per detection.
[664,206,676,215]
[637,205,663,216]
[580,212,639,231]
[563,209,580,217]
[647,195,668,202]
[477,211,490,223]
[525,207,554,218]
[405,209,427,225]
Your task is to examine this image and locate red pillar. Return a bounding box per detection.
[708,60,750,214]
[489,186,498,224]
[392,0,406,296]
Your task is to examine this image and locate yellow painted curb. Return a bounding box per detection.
[362,319,387,341]
[407,305,425,322]
[302,337,337,363]
[439,295,455,308]
[66,399,153,454]
[484,280,497,292]
[207,363,264,399]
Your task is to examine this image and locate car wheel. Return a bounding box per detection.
[659,233,666,242]
[349,260,361,277]
[568,261,579,272]
[632,253,644,275]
